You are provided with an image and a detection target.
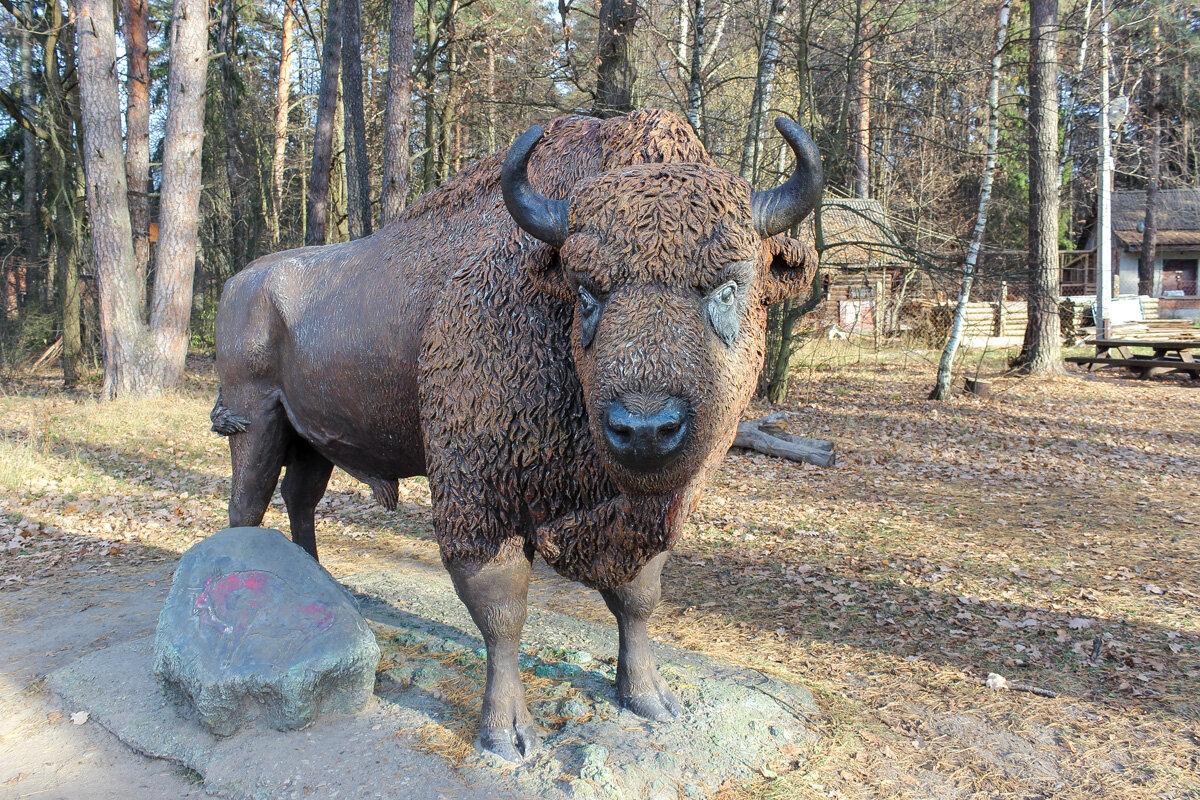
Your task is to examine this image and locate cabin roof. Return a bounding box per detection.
[803,197,908,268]
[1111,188,1200,233]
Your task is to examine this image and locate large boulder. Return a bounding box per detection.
[153,527,380,736]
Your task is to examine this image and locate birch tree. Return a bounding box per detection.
[740,0,789,180]
[930,0,1012,401]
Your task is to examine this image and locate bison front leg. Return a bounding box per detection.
[446,557,540,762]
[600,551,685,721]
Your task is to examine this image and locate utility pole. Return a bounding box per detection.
[1095,0,1112,337]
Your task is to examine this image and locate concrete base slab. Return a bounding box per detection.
[47,566,819,800]
[47,637,522,800]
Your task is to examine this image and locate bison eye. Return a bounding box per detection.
[714,281,738,306]
[577,286,602,348]
[706,280,740,347]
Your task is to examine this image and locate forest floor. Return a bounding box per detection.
[0,344,1197,800]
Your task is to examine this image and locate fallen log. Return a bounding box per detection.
[22,338,63,372]
[731,411,836,467]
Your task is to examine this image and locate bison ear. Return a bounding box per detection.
[760,234,819,305]
[527,249,574,304]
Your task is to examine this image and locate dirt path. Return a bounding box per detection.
[0,562,206,799]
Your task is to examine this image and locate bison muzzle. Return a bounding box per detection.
[212,110,822,762]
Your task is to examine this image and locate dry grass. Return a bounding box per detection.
[1,352,1198,799]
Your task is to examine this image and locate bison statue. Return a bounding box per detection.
[212,109,822,761]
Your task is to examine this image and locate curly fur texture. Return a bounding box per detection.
[214,109,818,589]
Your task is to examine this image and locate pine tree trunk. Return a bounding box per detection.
[306,0,344,246]
[595,0,638,116]
[58,166,84,387]
[1139,20,1161,297]
[437,39,457,185]
[853,24,871,199]
[931,0,1011,401]
[342,0,371,238]
[1019,0,1064,376]
[381,0,414,223]
[217,0,263,269]
[74,0,153,397]
[43,0,82,383]
[20,0,40,295]
[272,0,296,245]
[1183,64,1192,186]
[123,0,150,304]
[148,0,209,390]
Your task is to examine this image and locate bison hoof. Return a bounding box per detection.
[620,685,685,722]
[478,720,541,763]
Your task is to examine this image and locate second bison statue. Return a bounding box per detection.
[212,109,822,761]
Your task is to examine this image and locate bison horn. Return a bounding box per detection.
[501,125,569,247]
[751,118,825,238]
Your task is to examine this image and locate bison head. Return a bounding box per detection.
[502,118,822,497]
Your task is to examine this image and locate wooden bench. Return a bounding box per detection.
[1067,356,1200,378]
[1069,337,1200,379]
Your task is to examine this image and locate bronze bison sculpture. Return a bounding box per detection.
[212,109,821,761]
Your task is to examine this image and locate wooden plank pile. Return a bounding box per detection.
[1108,319,1200,341]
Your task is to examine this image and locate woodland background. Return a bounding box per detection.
[0,0,1197,395]
[1,3,1199,797]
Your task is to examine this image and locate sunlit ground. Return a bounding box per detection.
[1,345,1197,799]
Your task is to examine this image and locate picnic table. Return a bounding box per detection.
[1067,338,1200,379]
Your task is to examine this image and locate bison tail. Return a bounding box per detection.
[210,390,252,436]
[367,477,399,511]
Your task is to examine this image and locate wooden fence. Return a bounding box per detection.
[951,300,1029,337]
[937,295,1161,339]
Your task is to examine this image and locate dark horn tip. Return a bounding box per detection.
[502,126,546,175]
[501,124,569,247]
[751,118,825,238]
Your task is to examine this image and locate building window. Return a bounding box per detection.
[1162,259,1198,296]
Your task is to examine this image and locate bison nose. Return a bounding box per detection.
[604,396,691,471]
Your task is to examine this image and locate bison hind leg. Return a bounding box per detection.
[281,441,334,560]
